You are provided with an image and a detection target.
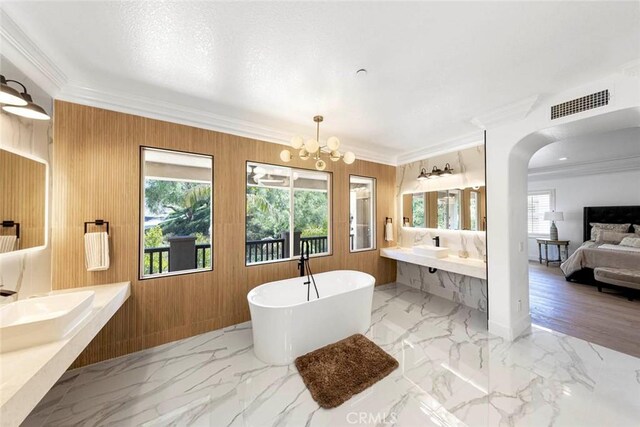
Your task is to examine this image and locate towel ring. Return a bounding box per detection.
[84,219,109,235]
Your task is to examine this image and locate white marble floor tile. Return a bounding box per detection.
[23,283,640,427]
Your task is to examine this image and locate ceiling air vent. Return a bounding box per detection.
[551,90,609,120]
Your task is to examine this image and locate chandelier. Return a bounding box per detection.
[279,115,356,171]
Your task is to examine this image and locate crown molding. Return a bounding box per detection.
[470,94,539,130]
[57,84,398,166]
[528,155,640,181]
[0,9,67,95]
[395,131,484,165]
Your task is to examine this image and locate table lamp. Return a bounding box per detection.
[544,211,564,240]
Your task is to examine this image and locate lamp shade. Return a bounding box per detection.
[544,211,564,221]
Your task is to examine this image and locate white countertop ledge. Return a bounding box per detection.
[0,282,131,426]
[381,247,487,280]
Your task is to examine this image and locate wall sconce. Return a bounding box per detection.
[0,75,50,121]
[417,163,454,181]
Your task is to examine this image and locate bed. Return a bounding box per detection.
[561,205,640,286]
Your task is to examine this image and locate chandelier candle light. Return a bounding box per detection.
[280,116,355,171]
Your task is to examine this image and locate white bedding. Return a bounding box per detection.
[598,244,640,253]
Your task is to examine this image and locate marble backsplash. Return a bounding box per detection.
[0,112,52,301]
[395,144,486,259]
[397,260,488,312]
[399,227,486,260]
[396,144,485,197]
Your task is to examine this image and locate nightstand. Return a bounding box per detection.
[536,239,570,266]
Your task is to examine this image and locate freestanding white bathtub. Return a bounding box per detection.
[247,270,375,365]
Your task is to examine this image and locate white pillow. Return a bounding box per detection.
[620,236,640,248]
[590,223,631,241]
[596,231,635,244]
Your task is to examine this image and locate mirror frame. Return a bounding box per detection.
[138,146,214,280]
[0,145,49,256]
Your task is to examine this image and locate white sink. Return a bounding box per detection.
[412,245,449,259]
[0,291,95,353]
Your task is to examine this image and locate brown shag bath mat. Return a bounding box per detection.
[294,334,399,409]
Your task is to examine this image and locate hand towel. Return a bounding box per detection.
[84,231,110,271]
[384,222,394,242]
[0,235,17,253]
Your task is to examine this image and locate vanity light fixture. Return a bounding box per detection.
[0,75,27,106]
[280,115,355,171]
[0,75,50,120]
[427,166,442,179]
[417,164,455,180]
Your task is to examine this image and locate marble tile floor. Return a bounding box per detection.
[23,283,640,427]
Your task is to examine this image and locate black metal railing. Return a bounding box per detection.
[301,236,327,254]
[245,235,329,264]
[245,238,286,264]
[145,246,170,275]
[195,243,211,269]
[144,243,211,275]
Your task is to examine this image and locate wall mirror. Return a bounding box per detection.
[0,148,47,253]
[402,186,486,231]
[140,147,213,278]
[350,175,376,252]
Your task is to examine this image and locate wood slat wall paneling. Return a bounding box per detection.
[53,101,396,367]
[0,149,46,250]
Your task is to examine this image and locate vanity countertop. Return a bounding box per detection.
[381,247,487,279]
[0,282,131,426]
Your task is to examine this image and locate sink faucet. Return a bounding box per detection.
[433,236,440,247]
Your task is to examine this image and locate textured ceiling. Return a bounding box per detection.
[2,1,639,160]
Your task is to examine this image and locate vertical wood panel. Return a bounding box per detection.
[53,101,396,367]
[0,149,46,249]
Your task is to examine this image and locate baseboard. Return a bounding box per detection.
[489,313,531,340]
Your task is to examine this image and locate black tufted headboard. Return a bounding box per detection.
[583,206,640,242]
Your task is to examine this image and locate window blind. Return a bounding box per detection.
[527,191,553,236]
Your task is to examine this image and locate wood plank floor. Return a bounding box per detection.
[529,261,640,358]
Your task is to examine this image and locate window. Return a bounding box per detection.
[246,162,331,265]
[528,190,555,236]
[469,190,479,231]
[437,189,462,230]
[140,147,213,278]
[350,176,376,252]
[412,193,425,227]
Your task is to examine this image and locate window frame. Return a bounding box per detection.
[527,189,556,238]
[244,160,333,267]
[138,146,214,280]
[349,174,377,253]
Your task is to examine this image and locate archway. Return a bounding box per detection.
[485,75,640,339]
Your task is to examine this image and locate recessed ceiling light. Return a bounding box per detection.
[558,157,568,161]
